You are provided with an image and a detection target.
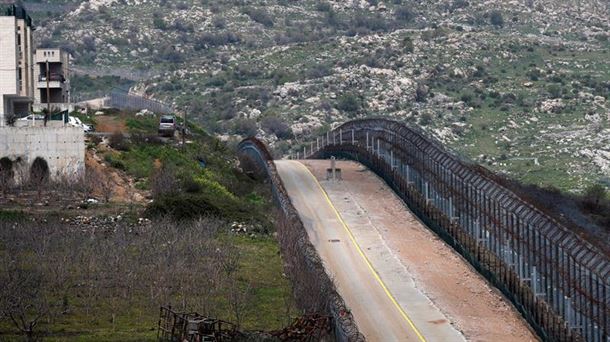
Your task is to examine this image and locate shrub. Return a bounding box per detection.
[158,45,184,63]
[395,6,416,23]
[490,10,504,27]
[261,116,292,139]
[82,36,96,52]
[104,154,126,171]
[415,83,428,102]
[351,13,389,32]
[150,164,179,198]
[4,113,17,126]
[460,90,474,103]
[195,32,241,49]
[472,65,487,78]
[145,193,221,220]
[451,0,469,10]
[403,36,414,53]
[336,94,361,113]
[581,183,607,211]
[325,9,341,28]
[547,84,562,98]
[527,68,541,81]
[232,118,258,137]
[213,17,226,29]
[419,112,433,126]
[152,13,166,30]
[183,176,203,193]
[306,64,332,79]
[108,132,129,151]
[316,1,332,12]
[243,7,274,28]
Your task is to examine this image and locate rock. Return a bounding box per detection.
[135,109,155,117]
[450,68,465,78]
[539,99,565,113]
[584,113,601,122]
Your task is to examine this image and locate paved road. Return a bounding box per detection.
[276,160,464,341]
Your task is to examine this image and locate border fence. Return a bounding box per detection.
[300,118,609,342]
[237,138,365,342]
[108,90,172,114]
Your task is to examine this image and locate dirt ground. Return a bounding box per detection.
[85,148,147,203]
[302,160,538,342]
[93,114,127,133]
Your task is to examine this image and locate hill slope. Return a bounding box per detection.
[31,0,610,191]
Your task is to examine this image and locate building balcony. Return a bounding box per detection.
[39,73,65,82]
[37,80,65,89]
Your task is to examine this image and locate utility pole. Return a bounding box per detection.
[45,59,50,127]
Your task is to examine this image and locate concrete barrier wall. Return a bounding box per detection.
[0,126,85,183]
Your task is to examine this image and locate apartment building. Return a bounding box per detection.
[33,48,71,112]
[0,4,34,127]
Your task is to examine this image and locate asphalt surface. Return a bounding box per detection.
[276,160,465,341]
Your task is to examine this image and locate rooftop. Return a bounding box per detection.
[0,4,33,28]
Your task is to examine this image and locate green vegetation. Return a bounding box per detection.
[0,210,27,222]
[336,93,363,114]
[101,114,273,224]
[71,75,134,101]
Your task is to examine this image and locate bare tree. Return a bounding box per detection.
[85,166,114,203]
[150,164,178,198]
[0,263,49,341]
[0,217,266,338]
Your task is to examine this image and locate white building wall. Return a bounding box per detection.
[0,16,18,126]
[27,25,33,98]
[0,126,85,182]
[34,48,70,107]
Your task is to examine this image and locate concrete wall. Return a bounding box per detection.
[0,126,85,183]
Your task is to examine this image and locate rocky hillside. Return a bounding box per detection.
[31,0,610,192]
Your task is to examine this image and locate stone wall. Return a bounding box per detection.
[0,126,85,183]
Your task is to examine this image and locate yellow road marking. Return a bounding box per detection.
[297,162,427,342]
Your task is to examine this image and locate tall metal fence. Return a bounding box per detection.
[237,138,365,342]
[302,118,609,342]
[108,90,172,114]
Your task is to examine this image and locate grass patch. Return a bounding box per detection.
[0,209,27,222]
